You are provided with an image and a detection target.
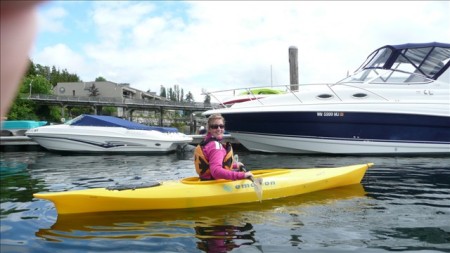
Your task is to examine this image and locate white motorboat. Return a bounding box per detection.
[203,42,450,155]
[25,114,193,153]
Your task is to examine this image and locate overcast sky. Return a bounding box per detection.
[31,1,450,101]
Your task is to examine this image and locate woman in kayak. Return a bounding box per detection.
[194,114,254,180]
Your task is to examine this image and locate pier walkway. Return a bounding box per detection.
[25,94,216,111]
[21,94,218,125]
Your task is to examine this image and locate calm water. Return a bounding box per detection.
[0,150,449,253]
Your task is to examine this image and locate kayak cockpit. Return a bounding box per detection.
[181,169,290,184]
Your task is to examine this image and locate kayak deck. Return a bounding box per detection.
[34,163,373,214]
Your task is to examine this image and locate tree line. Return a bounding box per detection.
[5,60,207,122]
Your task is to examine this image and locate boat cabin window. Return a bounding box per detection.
[352,93,368,98]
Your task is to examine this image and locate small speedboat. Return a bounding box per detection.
[33,163,373,214]
[25,114,192,154]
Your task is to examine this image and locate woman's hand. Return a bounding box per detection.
[244,171,254,179]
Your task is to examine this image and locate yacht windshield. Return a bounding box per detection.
[343,43,450,84]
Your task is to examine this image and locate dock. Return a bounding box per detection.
[0,136,45,152]
[0,135,241,152]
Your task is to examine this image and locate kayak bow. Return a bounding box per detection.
[34,163,373,214]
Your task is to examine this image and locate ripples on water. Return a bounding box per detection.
[0,151,449,253]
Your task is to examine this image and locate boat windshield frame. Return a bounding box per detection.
[343,42,450,84]
[63,115,82,125]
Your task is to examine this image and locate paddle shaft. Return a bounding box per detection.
[234,155,253,181]
[241,166,263,202]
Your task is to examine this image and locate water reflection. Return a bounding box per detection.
[27,152,194,192]
[372,227,450,251]
[195,222,255,253]
[382,227,450,245]
[0,152,43,207]
[35,184,366,252]
[362,163,450,209]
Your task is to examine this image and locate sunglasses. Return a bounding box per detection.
[210,124,225,129]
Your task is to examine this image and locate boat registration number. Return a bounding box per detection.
[316,112,344,117]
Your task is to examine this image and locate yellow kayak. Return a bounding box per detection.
[33,163,373,214]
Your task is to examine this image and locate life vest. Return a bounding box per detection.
[194,139,234,179]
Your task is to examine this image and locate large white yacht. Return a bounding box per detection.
[203,42,450,155]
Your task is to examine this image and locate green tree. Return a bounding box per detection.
[7,75,60,121]
[59,69,80,83]
[162,84,186,102]
[6,99,37,120]
[160,85,167,98]
[174,85,180,101]
[25,60,37,76]
[168,87,176,101]
[19,75,52,95]
[102,106,117,116]
[95,76,107,81]
[35,64,51,82]
[70,106,93,117]
[8,60,81,121]
[50,66,58,85]
[204,94,211,105]
[185,91,194,102]
[28,60,81,86]
[88,83,100,97]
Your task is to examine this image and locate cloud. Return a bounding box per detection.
[32,1,450,101]
[34,44,86,78]
[92,2,156,48]
[36,4,67,33]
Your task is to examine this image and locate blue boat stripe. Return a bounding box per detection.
[223,112,450,143]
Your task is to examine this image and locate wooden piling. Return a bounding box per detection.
[289,46,299,91]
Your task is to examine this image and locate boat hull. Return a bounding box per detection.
[33,163,373,214]
[232,132,449,154]
[221,109,450,154]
